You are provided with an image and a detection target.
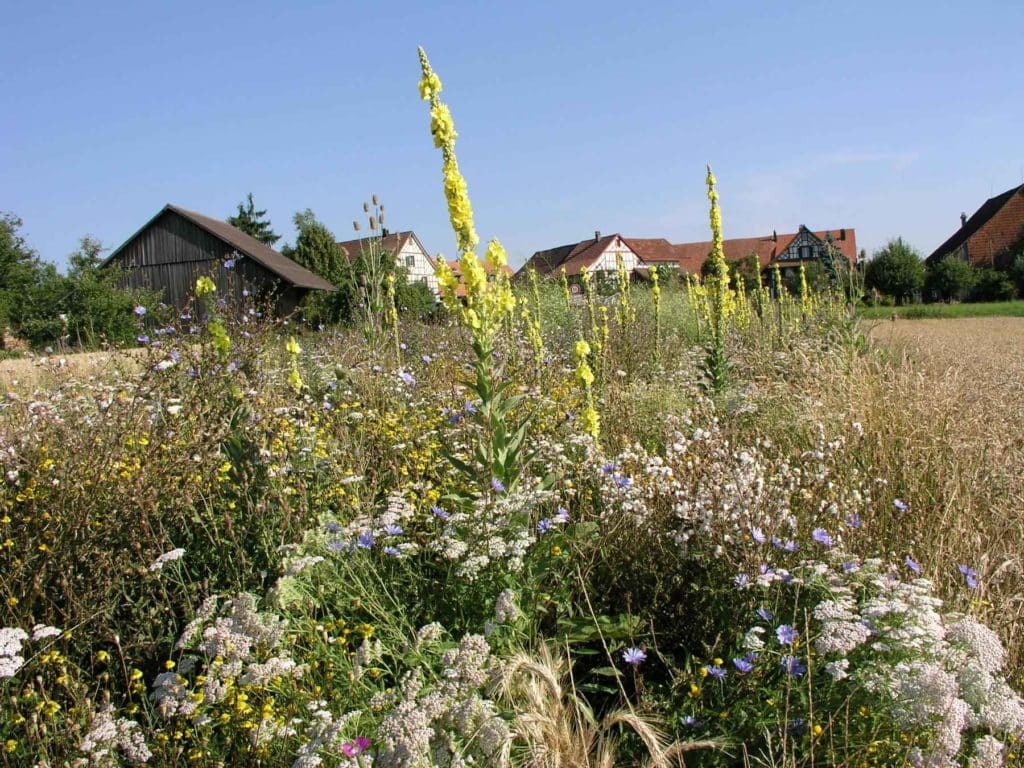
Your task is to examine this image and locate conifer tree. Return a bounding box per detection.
[227,193,280,245]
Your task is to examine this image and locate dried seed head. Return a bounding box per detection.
[369,216,377,231]
[363,202,370,213]
[353,221,360,232]
[372,194,379,206]
[379,210,385,225]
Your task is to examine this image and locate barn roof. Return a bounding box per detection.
[926,184,1024,264]
[105,204,336,291]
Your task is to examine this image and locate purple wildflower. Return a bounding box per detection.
[383,524,403,536]
[383,546,401,557]
[431,505,450,520]
[537,518,552,535]
[845,512,861,528]
[757,606,774,622]
[137,335,150,344]
[464,401,477,414]
[682,715,699,728]
[776,624,798,646]
[894,498,908,512]
[622,647,647,665]
[751,527,766,544]
[732,657,754,673]
[356,532,375,549]
[958,564,979,590]
[614,475,632,489]
[555,507,570,523]
[601,463,617,473]
[134,305,147,316]
[734,574,749,589]
[781,655,806,676]
[325,522,342,533]
[705,665,726,679]
[491,478,506,494]
[842,561,860,573]
[398,371,415,386]
[905,555,922,574]
[811,528,834,548]
[224,258,236,269]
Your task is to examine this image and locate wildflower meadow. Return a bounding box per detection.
[2,49,1023,768]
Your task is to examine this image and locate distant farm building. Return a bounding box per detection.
[927,183,1024,268]
[336,231,440,295]
[104,205,336,315]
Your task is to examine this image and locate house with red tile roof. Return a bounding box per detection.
[926,184,1024,268]
[336,230,441,295]
[518,232,646,283]
[629,227,857,277]
[521,227,857,284]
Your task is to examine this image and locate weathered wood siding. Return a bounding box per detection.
[109,210,306,315]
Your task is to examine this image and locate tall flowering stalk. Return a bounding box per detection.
[614,253,635,328]
[574,339,599,439]
[385,271,401,369]
[523,268,545,378]
[418,48,529,493]
[650,265,661,363]
[559,266,572,313]
[195,276,231,361]
[702,165,734,392]
[799,263,814,316]
[285,336,303,394]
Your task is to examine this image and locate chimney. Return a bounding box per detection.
[772,230,777,243]
[840,228,846,241]
[594,230,601,241]
[960,212,967,227]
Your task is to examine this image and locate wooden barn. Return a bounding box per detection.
[103,204,336,315]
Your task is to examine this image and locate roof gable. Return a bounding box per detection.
[337,231,439,270]
[927,184,1024,263]
[105,205,336,291]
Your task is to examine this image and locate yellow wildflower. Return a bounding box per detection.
[195,276,217,296]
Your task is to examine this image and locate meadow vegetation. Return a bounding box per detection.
[2,50,1023,768]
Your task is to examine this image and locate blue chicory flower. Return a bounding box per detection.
[905,555,922,574]
[356,532,375,549]
[781,655,806,676]
[732,657,754,673]
[958,564,979,590]
[811,528,834,548]
[776,624,798,646]
[622,647,647,665]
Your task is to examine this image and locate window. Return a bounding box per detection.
[405,254,415,268]
[799,245,811,260]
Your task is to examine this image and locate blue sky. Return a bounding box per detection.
[4,0,1022,270]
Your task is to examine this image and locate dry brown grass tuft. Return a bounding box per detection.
[500,644,719,768]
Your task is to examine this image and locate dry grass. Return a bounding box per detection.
[848,318,1024,670]
[500,643,720,768]
[0,348,146,392]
